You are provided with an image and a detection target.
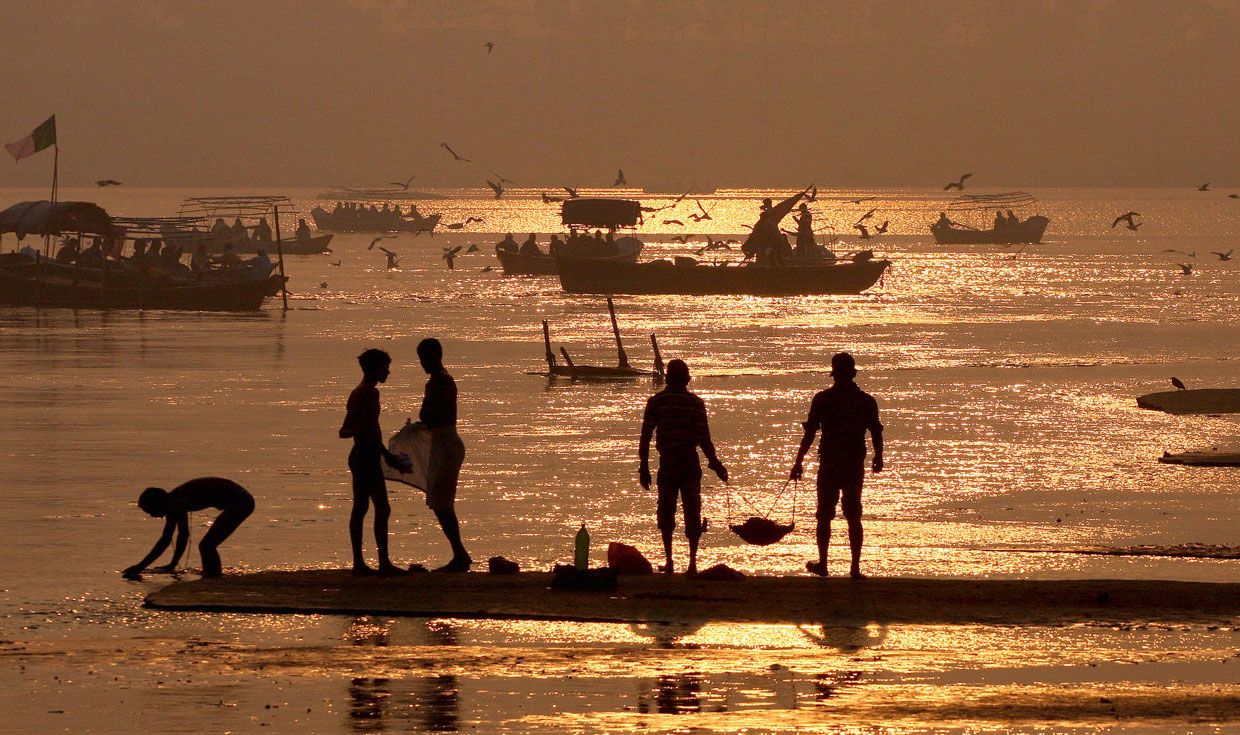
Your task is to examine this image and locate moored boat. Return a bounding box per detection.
[558,256,890,296]
[311,204,441,234]
[165,196,332,255]
[495,198,645,275]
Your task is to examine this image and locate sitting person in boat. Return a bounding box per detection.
[190,243,211,271]
[77,238,107,268]
[296,218,312,241]
[519,233,542,256]
[144,240,166,269]
[55,237,81,264]
[121,477,255,579]
[793,204,830,261]
[993,210,1006,232]
[495,233,518,253]
[548,234,565,256]
[1005,209,1020,228]
[245,248,275,279]
[231,218,249,242]
[211,218,231,242]
[252,217,273,242]
[213,242,243,268]
[935,211,956,229]
[160,243,188,274]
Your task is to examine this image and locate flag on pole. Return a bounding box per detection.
[5,115,56,162]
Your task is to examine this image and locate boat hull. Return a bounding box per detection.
[496,248,641,276]
[0,255,286,311]
[558,259,890,296]
[159,228,333,255]
[930,216,1049,245]
[311,209,440,234]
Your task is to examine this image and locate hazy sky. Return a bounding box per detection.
[3,0,1237,188]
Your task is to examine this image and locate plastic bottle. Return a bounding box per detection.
[574,523,589,570]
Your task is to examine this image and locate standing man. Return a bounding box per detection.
[417,338,471,572]
[639,359,728,575]
[790,352,884,579]
[340,348,412,576]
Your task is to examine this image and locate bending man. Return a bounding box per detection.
[122,477,254,579]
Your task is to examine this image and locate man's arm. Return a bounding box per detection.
[790,398,820,480]
[122,516,176,577]
[638,399,655,489]
[159,514,191,570]
[870,401,884,473]
[695,399,728,483]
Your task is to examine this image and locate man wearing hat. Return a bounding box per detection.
[639,359,728,575]
[790,352,884,578]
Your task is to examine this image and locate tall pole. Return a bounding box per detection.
[273,205,289,311]
[45,145,59,257]
[607,296,629,368]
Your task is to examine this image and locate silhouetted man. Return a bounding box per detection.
[340,348,412,576]
[122,477,254,579]
[639,359,728,575]
[790,352,883,579]
[417,338,471,572]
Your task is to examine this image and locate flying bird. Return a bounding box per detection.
[440,142,471,162]
[1229,194,1239,199]
[662,219,684,226]
[1198,182,1210,191]
[378,246,399,269]
[1176,262,1193,274]
[487,179,504,199]
[464,216,484,224]
[442,245,463,269]
[484,42,495,53]
[943,173,973,191]
[874,220,890,234]
[388,175,415,190]
[1171,377,1186,390]
[845,196,875,205]
[1111,212,1141,230]
[854,223,871,239]
[670,235,692,244]
[319,281,328,288]
[466,243,480,253]
[489,170,515,185]
[806,185,818,202]
[693,200,713,221]
[541,192,564,203]
[445,222,465,229]
[368,235,394,250]
[856,208,876,223]
[613,169,626,186]
[695,237,732,254]
[95,179,122,187]
[1211,249,1234,261]
[480,265,493,272]
[562,186,579,198]
[330,260,342,267]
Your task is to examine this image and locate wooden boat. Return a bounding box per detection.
[930,216,1049,245]
[558,256,890,296]
[1159,449,1240,467]
[310,206,441,234]
[1137,389,1240,415]
[165,196,333,255]
[497,198,646,276]
[530,298,663,381]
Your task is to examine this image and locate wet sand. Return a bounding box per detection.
[147,570,1240,626]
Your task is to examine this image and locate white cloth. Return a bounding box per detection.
[382,420,433,490]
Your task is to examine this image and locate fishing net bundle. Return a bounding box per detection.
[726,480,799,546]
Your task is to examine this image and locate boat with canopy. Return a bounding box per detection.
[0,201,287,311]
[164,196,333,255]
[495,198,643,275]
[310,201,441,234]
[930,191,1049,245]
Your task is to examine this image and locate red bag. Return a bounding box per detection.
[607,542,654,574]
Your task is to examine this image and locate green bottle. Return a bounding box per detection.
[574,523,589,570]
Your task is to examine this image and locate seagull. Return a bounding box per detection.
[1171,377,1186,390]
[387,175,415,190]
[319,281,328,288]
[1111,211,1141,230]
[541,192,563,203]
[614,169,626,186]
[489,170,515,185]
[95,179,122,187]
[487,179,504,199]
[445,222,465,229]
[1211,249,1234,261]
[1198,182,1210,191]
[845,196,875,205]
[330,260,342,266]
[484,41,494,53]
[695,237,732,254]
[464,216,484,224]
[806,185,818,202]
[480,265,493,272]
[670,235,692,243]
[378,246,399,269]
[442,245,463,269]
[1229,194,1239,199]
[562,186,579,198]
[1176,263,1193,274]
[466,243,480,253]
[856,208,876,223]
[368,235,394,250]
[874,220,890,234]
[943,173,972,191]
[854,223,871,239]
[440,142,471,162]
[694,200,713,220]
[662,219,684,226]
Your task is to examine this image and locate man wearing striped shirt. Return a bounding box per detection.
[639,359,729,575]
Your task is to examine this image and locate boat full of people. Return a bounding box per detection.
[161,196,333,255]
[495,198,644,275]
[929,191,1050,245]
[0,201,287,311]
[310,201,442,234]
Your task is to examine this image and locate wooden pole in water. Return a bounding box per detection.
[650,333,664,382]
[607,296,629,368]
[542,320,557,368]
[559,347,577,378]
[273,205,289,311]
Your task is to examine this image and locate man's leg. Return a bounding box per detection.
[433,509,471,570]
[809,464,841,577]
[682,473,703,575]
[349,461,375,574]
[655,463,678,573]
[841,468,866,579]
[198,501,253,578]
[428,434,469,571]
[371,488,406,576]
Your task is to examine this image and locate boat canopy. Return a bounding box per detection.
[111,216,210,243]
[178,195,296,219]
[0,201,113,238]
[946,191,1036,212]
[561,198,641,228]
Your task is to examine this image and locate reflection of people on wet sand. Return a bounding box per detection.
[340,349,413,576]
[798,621,889,652]
[639,359,728,575]
[790,352,883,579]
[417,338,472,572]
[627,620,707,646]
[121,477,254,579]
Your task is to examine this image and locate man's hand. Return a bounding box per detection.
[790,460,804,481]
[872,455,884,473]
[639,465,652,491]
[121,565,143,579]
[709,459,728,484]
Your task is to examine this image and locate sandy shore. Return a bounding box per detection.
[146,570,1240,626]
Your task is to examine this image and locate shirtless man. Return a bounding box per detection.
[417,338,471,572]
[340,348,412,576]
[121,477,254,579]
